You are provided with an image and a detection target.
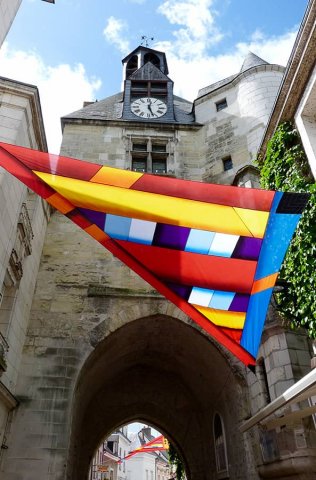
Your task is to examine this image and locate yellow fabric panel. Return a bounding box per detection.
[194,305,246,329]
[34,172,267,237]
[90,166,143,188]
[234,207,269,238]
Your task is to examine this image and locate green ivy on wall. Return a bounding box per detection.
[258,122,316,336]
[168,443,185,480]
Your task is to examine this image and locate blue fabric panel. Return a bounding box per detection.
[104,214,132,240]
[209,291,235,310]
[185,229,215,254]
[240,288,273,358]
[271,191,283,213]
[255,213,301,280]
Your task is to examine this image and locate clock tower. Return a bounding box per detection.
[122,46,176,123]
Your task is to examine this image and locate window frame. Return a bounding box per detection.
[215,98,228,112]
[130,138,168,174]
[131,80,168,98]
[222,156,233,172]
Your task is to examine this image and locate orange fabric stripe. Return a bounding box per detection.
[90,166,143,188]
[252,272,278,294]
[47,193,74,214]
[84,224,108,242]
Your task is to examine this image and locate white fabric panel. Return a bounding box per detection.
[189,287,214,307]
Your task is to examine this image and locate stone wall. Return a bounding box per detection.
[195,65,284,185]
[0,78,48,469]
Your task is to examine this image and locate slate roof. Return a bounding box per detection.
[197,51,271,99]
[240,52,269,72]
[62,93,195,125]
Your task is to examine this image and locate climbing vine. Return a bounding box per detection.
[168,443,185,480]
[258,122,316,336]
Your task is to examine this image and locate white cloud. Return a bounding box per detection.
[0,43,101,153]
[157,0,223,60]
[153,0,298,101]
[103,16,130,54]
[155,28,297,101]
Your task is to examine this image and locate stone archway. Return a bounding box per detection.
[66,314,251,480]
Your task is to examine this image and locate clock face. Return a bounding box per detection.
[131,97,167,119]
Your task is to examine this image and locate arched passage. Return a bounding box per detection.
[67,315,251,480]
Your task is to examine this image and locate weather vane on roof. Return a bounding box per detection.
[141,36,154,47]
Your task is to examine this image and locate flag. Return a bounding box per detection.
[121,435,169,462]
[0,142,309,366]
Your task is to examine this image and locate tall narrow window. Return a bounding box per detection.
[126,55,138,78]
[213,413,229,477]
[256,357,271,404]
[222,156,233,171]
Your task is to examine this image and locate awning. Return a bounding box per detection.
[241,368,316,432]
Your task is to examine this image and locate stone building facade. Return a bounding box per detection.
[0,76,49,466]
[0,9,316,480]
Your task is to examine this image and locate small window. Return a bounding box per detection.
[152,159,167,174]
[152,144,166,153]
[132,159,147,172]
[216,98,227,111]
[222,156,233,171]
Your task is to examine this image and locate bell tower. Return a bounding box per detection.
[121,46,176,122]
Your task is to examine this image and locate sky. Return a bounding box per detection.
[0,0,308,153]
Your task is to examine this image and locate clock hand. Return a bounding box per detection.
[147,99,154,115]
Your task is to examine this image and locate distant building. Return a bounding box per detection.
[126,427,170,480]
[89,443,119,480]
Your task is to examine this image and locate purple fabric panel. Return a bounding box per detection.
[232,237,262,260]
[153,223,191,250]
[78,207,106,230]
[167,282,192,300]
[229,294,250,312]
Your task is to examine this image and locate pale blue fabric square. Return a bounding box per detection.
[209,291,235,310]
[189,287,214,307]
[185,229,215,254]
[104,214,132,240]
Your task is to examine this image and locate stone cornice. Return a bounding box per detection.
[0,76,48,151]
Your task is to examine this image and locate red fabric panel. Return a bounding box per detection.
[220,327,242,343]
[0,145,53,198]
[67,210,92,229]
[98,236,255,365]
[0,142,101,181]
[132,173,274,211]
[116,241,256,294]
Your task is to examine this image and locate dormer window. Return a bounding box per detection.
[216,98,227,112]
